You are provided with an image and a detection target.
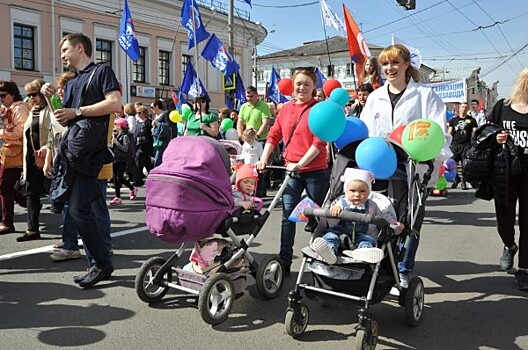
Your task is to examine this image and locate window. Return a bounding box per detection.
[133,46,146,83]
[159,50,171,86]
[14,23,35,71]
[257,70,264,82]
[346,63,353,76]
[181,54,191,80]
[95,39,113,65]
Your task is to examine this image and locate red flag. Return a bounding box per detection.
[170,89,179,106]
[343,5,370,84]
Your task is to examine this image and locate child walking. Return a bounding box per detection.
[311,168,404,264]
[109,118,138,206]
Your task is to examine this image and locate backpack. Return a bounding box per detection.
[145,136,235,244]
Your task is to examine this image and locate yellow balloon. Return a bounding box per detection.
[169,110,182,123]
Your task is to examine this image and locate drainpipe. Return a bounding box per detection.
[51,0,56,81]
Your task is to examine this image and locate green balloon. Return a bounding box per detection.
[221,118,234,130]
[182,107,193,121]
[401,119,444,162]
[434,176,448,190]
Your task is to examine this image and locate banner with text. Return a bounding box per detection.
[427,79,467,103]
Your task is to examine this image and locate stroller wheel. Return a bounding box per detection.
[404,277,425,327]
[285,303,309,338]
[135,257,172,303]
[355,320,379,350]
[198,272,235,325]
[255,255,284,299]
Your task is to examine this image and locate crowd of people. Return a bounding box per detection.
[1,33,527,292]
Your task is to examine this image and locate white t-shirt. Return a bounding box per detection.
[237,141,263,165]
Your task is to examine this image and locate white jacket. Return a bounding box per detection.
[360,79,452,185]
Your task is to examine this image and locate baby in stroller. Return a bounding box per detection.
[232,163,263,211]
[310,168,404,265]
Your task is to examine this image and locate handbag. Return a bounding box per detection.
[29,118,46,169]
[1,109,23,169]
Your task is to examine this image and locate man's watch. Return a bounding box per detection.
[75,108,83,117]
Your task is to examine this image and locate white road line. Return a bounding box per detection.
[0,226,148,262]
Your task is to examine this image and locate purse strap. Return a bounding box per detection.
[283,104,312,151]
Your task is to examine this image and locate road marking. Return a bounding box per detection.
[0,226,148,262]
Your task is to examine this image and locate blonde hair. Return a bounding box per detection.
[378,44,420,83]
[505,67,528,105]
[56,72,75,88]
[242,128,257,142]
[24,78,46,107]
[123,102,136,116]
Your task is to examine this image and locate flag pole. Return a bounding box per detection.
[190,0,203,133]
[319,1,333,78]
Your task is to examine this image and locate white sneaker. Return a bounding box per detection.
[50,249,81,261]
[310,237,337,265]
[343,247,384,264]
[399,273,409,289]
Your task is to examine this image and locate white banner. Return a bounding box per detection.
[392,34,421,69]
[427,79,467,103]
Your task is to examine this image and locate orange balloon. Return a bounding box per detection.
[278,78,294,96]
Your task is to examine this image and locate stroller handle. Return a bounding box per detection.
[303,207,390,229]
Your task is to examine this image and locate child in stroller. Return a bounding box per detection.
[310,168,404,265]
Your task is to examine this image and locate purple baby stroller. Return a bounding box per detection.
[136,136,288,325]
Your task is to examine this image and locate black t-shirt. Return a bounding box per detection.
[448,115,478,144]
[489,99,528,162]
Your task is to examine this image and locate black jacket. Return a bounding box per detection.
[463,123,521,206]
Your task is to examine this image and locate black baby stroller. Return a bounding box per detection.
[135,136,289,325]
[284,139,434,349]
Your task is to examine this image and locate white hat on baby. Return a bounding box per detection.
[341,168,375,193]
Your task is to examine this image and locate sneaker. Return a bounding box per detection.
[451,177,459,189]
[130,187,139,200]
[515,269,528,291]
[109,197,122,206]
[50,249,81,261]
[343,247,384,264]
[461,181,468,190]
[310,237,337,264]
[399,273,409,289]
[500,244,518,270]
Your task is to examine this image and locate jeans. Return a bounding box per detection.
[323,230,376,255]
[62,181,112,262]
[67,172,112,269]
[280,168,329,266]
[25,163,45,232]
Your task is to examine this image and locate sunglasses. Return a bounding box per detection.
[0,93,8,98]
[27,92,39,98]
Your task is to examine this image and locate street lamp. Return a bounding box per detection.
[441,57,455,82]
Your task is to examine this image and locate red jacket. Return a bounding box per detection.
[266,99,328,173]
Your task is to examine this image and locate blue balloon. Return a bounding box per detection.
[444,169,457,182]
[334,117,369,149]
[329,88,350,107]
[355,137,397,179]
[446,110,454,121]
[308,101,346,142]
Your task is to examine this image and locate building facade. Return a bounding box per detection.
[0,0,265,107]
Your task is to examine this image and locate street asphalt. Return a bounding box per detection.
[1,186,527,349]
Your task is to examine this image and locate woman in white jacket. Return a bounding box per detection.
[360,44,450,289]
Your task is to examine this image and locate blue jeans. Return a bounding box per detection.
[323,230,376,254]
[67,173,112,269]
[281,169,329,266]
[62,181,112,264]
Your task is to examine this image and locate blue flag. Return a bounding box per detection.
[181,61,209,100]
[243,0,252,7]
[201,34,240,77]
[181,0,210,50]
[235,72,247,104]
[118,0,140,62]
[314,67,327,89]
[266,67,285,105]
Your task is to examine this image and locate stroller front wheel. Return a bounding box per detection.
[285,302,309,338]
[355,319,379,350]
[198,272,235,325]
[255,255,284,299]
[135,257,172,303]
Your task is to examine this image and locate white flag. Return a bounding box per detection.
[320,0,345,35]
[392,34,422,69]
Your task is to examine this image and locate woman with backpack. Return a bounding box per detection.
[109,118,137,206]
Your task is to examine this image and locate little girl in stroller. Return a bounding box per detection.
[137,136,288,325]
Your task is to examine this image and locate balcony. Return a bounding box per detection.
[196,0,250,21]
